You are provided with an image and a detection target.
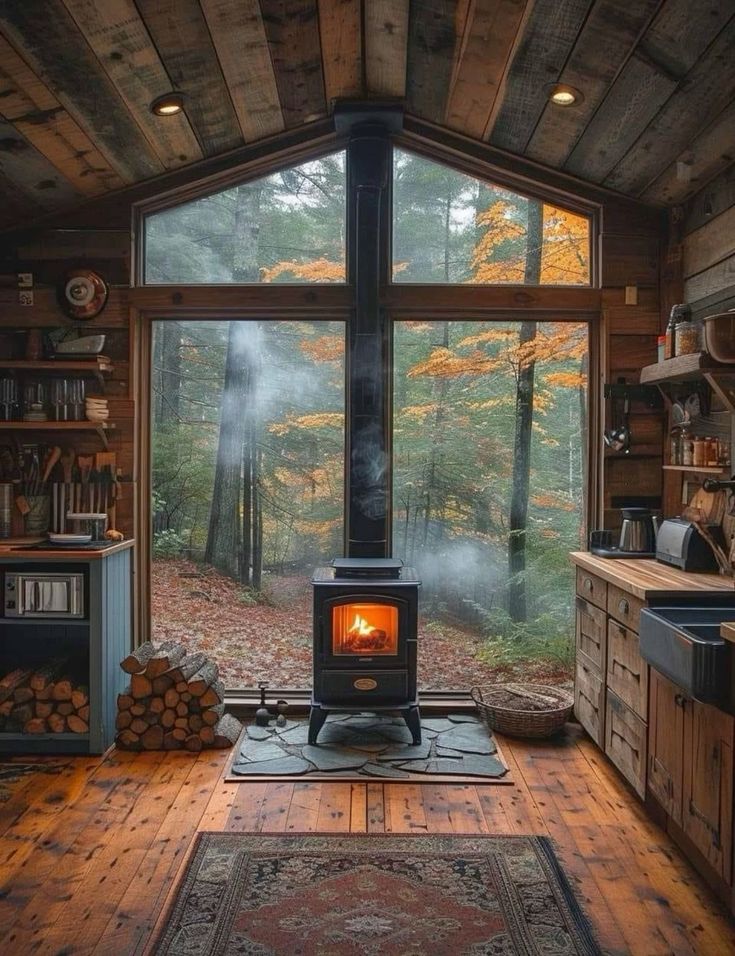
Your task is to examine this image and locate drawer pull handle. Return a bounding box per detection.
[611,659,640,682]
[674,693,688,708]
[611,728,639,758]
[618,599,629,616]
[583,577,593,592]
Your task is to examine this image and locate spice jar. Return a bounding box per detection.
[719,440,731,467]
[706,437,719,468]
[657,335,666,363]
[692,437,706,467]
[674,317,701,356]
[682,435,693,466]
[670,431,681,465]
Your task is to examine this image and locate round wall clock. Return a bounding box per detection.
[58,269,109,320]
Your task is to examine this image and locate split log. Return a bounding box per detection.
[117,692,134,711]
[130,718,149,735]
[67,714,89,734]
[56,701,74,717]
[13,687,34,705]
[198,680,225,709]
[188,714,203,733]
[163,731,183,750]
[77,704,89,722]
[212,714,242,748]
[36,701,54,719]
[180,692,191,703]
[145,643,186,679]
[47,713,66,733]
[184,734,202,753]
[30,658,66,691]
[130,673,153,699]
[116,710,133,730]
[160,708,176,729]
[174,717,189,730]
[71,686,89,709]
[129,702,146,717]
[35,684,54,701]
[12,703,33,724]
[51,679,73,702]
[199,725,215,746]
[24,718,47,734]
[120,641,157,674]
[170,653,206,684]
[175,701,188,717]
[164,688,179,708]
[117,729,141,749]
[151,674,174,696]
[201,703,225,726]
[188,661,219,696]
[0,668,32,703]
[141,724,164,749]
[175,681,188,694]
[170,727,187,742]
[0,700,14,717]
[149,697,165,715]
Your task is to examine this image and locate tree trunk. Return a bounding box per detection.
[204,183,261,577]
[159,322,181,425]
[508,200,543,622]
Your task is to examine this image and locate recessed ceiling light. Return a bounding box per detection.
[549,84,583,107]
[151,93,184,116]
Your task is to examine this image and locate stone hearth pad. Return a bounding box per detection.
[229,712,509,782]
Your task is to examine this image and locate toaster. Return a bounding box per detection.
[655,518,720,572]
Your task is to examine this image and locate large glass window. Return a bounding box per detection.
[144,151,346,283]
[393,320,588,689]
[392,149,590,285]
[150,319,345,689]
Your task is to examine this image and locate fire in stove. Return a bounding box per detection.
[333,603,398,655]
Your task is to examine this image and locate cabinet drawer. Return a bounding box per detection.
[605,691,647,799]
[607,584,644,632]
[576,568,607,611]
[575,598,606,672]
[606,618,649,720]
[575,659,604,746]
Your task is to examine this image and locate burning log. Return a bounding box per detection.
[114,643,240,751]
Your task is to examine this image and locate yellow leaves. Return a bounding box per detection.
[406,346,497,379]
[260,257,344,283]
[531,493,576,512]
[298,334,344,363]
[457,328,516,348]
[269,412,344,436]
[543,371,587,389]
[397,403,440,420]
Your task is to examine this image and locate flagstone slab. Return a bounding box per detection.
[447,713,481,724]
[301,745,368,771]
[239,739,287,762]
[246,725,273,741]
[361,762,411,778]
[433,756,507,776]
[420,718,455,733]
[378,740,432,761]
[232,756,312,776]
[439,725,496,754]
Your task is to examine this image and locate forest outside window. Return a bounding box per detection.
[392,149,591,285]
[143,150,346,284]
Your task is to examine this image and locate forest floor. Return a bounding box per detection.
[151,558,573,691]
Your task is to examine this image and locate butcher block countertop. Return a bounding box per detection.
[570,551,735,601]
[0,538,133,560]
[720,622,735,644]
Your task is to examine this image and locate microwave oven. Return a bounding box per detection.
[4,572,85,618]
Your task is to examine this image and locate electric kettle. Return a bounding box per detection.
[618,508,659,553]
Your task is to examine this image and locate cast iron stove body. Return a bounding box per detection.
[309,558,421,744]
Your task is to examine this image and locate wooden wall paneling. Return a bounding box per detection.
[364,0,409,97]
[200,0,285,141]
[0,287,130,328]
[0,117,81,212]
[600,235,660,287]
[134,0,243,155]
[59,0,203,170]
[526,0,660,168]
[684,254,735,305]
[605,19,735,195]
[683,204,735,281]
[0,35,123,198]
[563,53,676,184]
[0,0,164,182]
[601,288,661,334]
[405,0,459,124]
[643,101,735,207]
[606,455,662,498]
[685,163,735,234]
[317,0,363,102]
[442,0,528,139]
[259,0,327,128]
[608,334,659,373]
[487,0,593,152]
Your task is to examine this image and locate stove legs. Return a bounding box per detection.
[404,704,421,745]
[308,705,328,745]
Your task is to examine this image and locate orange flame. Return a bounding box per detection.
[348,613,377,637]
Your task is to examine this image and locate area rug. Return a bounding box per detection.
[150,832,600,955]
[227,712,511,783]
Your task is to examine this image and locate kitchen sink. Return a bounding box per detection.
[639,605,735,708]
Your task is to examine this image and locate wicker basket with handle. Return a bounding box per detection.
[470,683,573,738]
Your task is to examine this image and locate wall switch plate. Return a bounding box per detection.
[625,285,638,305]
[18,290,34,306]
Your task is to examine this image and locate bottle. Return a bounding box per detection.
[670,431,680,465]
[668,303,692,357]
[657,335,666,362]
[682,435,693,466]
[692,437,706,467]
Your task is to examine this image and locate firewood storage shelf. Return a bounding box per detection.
[0,542,132,753]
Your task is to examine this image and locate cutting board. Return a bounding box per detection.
[686,486,727,525]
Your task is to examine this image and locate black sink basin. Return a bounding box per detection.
[639,605,735,707]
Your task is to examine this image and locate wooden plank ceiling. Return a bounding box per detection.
[0,0,732,229]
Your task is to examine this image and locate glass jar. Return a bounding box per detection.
[692,437,706,467]
[706,437,719,468]
[670,431,681,465]
[674,318,702,356]
[682,436,693,466]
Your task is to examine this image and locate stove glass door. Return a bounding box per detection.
[332,603,398,656]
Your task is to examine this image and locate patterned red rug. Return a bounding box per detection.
[150,832,602,955]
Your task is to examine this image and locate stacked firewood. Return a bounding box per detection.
[0,659,89,734]
[115,641,241,751]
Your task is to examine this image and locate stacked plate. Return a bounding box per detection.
[85,396,109,422]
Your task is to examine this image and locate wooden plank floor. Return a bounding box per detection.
[1,726,734,955]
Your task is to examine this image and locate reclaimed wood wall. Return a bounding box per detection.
[683,163,735,316]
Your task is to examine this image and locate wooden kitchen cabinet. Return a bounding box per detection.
[648,668,686,821]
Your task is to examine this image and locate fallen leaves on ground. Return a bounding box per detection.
[151,559,572,691]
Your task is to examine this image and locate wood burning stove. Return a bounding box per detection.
[309,558,421,744]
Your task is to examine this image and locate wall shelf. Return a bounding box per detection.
[639,352,732,384]
[662,465,729,475]
[0,421,115,449]
[0,359,112,372]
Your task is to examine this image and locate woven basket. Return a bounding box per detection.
[470,683,573,739]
